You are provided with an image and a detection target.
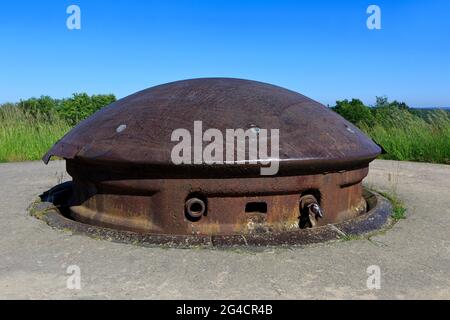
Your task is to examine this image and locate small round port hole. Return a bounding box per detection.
[185,197,206,221]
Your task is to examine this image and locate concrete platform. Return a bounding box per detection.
[0,160,449,299]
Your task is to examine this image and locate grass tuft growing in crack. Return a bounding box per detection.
[377,191,407,221]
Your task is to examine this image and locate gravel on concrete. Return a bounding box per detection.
[0,160,449,299]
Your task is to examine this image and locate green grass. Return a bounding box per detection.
[377,191,407,221]
[332,97,450,164]
[391,206,407,221]
[360,117,450,164]
[340,234,365,241]
[0,107,70,162]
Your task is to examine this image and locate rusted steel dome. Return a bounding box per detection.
[44,78,381,236]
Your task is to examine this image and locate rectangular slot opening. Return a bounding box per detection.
[245,202,267,214]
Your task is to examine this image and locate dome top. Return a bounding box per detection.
[44,78,380,176]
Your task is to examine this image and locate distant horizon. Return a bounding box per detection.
[1,88,449,110]
[1,1,449,108]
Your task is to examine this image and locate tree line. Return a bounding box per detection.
[0,93,116,125]
[332,96,449,128]
[1,93,448,128]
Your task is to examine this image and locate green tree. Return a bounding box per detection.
[57,93,116,125]
[332,99,374,126]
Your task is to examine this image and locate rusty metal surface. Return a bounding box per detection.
[34,186,392,248]
[65,160,368,235]
[42,78,381,236]
[43,78,380,176]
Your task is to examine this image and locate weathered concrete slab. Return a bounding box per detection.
[0,160,449,299]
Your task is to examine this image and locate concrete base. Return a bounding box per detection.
[0,160,449,299]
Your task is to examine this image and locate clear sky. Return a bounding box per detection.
[1,0,449,107]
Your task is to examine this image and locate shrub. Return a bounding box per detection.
[57,93,116,125]
[9,93,116,125]
[332,99,374,126]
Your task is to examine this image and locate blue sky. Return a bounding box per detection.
[1,0,449,107]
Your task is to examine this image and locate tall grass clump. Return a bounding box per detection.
[0,106,71,162]
[0,93,115,162]
[360,118,450,164]
[333,97,450,164]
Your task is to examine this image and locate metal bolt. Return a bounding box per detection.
[116,124,127,133]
